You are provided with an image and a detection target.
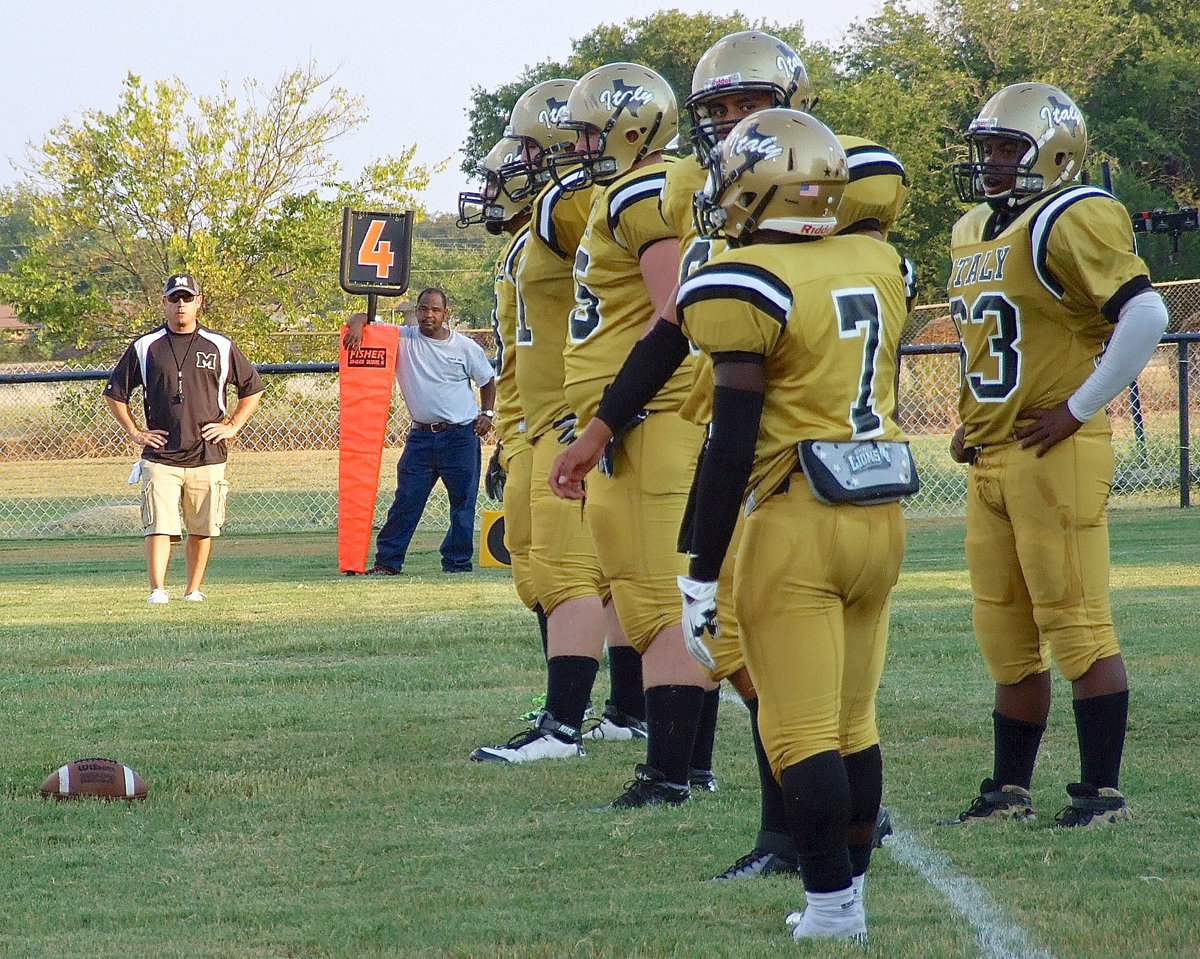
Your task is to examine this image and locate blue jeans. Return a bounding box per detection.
[374,424,481,572]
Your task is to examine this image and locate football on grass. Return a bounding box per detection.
[40,758,148,801]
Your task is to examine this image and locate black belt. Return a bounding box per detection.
[410,420,468,433]
[963,445,985,465]
[773,466,805,497]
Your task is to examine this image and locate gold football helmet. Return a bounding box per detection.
[503,79,578,198]
[457,137,533,233]
[953,82,1088,204]
[835,135,909,238]
[687,31,811,162]
[694,109,847,241]
[550,62,678,188]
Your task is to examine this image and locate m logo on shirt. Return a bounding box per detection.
[196,352,217,371]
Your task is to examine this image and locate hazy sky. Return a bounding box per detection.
[3,0,888,214]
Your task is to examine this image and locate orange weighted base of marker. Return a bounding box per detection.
[338,323,400,573]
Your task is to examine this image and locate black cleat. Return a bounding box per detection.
[610,764,690,809]
[1053,783,1131,828]
[688,768,719,792]
[873,806,894,847]
[936,779,1035,825]
[710,848,797,881]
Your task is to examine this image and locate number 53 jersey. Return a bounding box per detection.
[948,186,1153,447]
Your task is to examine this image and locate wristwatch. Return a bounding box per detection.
[481,410,495,418]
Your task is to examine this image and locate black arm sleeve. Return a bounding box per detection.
[594,318,691,431]
[687,382,763,581]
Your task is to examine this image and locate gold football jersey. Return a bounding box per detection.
[679,235,909,504]
[514,172,598,440]
[677,137,911,429]
[563,160,693,425]
[949,186,1151,446]
[491,225,530,450]
[663,153,729,426]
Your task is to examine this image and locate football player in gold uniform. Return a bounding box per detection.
[458,137,539,629]
[555,62,717,808]
[939,83,1168,827]
[471,80,647,763]
[677,109,912,943]
[552,31,907,875]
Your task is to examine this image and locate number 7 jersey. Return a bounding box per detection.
[948,186,1152,447]
[678,233,909,505]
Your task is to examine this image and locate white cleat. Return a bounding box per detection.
[787,891,867,943]
[470,711,585,763]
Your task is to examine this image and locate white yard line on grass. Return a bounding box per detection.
[718,690,1054,959]
[886,829,1055,959]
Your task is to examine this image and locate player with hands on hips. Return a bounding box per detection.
[940,82,1168,828]
[103,273,264,604]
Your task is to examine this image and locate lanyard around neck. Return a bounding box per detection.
[166,329,199,398]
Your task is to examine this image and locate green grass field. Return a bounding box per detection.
[2,511,1198,958]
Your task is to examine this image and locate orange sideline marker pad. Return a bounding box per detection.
[338,324,400,573]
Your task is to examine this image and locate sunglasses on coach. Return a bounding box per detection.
[167,292,196,303]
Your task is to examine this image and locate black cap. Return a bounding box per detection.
[163,273,202,297]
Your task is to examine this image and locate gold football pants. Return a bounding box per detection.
[586,411,704,651]
[735,479,905,776]
[529,432,605,615]
[965,426,1119,684]
[500,442,538,611]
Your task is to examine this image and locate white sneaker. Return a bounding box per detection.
[183,591,206,602]
[148,589,169,604]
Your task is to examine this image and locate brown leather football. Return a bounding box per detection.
[40,758,148,801]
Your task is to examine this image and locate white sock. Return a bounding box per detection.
[805,886,856,918]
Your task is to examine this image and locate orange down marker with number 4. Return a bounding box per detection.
[358,219,395,279]
[338,323,400,573]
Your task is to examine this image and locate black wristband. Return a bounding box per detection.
[595,318,690,431]
[687,384,762,581]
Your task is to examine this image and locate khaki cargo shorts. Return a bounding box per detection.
[140,461,229,537]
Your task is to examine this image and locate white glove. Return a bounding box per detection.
[678,575,719,671]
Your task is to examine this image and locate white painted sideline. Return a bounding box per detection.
[886,829,1055,959]
[717,690,1054,959]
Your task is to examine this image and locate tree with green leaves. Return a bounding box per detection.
[408,214,506,331]
[0,62,432,362]
[462,3,1200,297]
[461,10,812,176]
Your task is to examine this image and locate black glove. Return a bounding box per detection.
[485,444,507,501]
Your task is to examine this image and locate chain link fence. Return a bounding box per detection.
[2,283,1198,539]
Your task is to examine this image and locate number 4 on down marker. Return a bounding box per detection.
[358,220,394,279]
